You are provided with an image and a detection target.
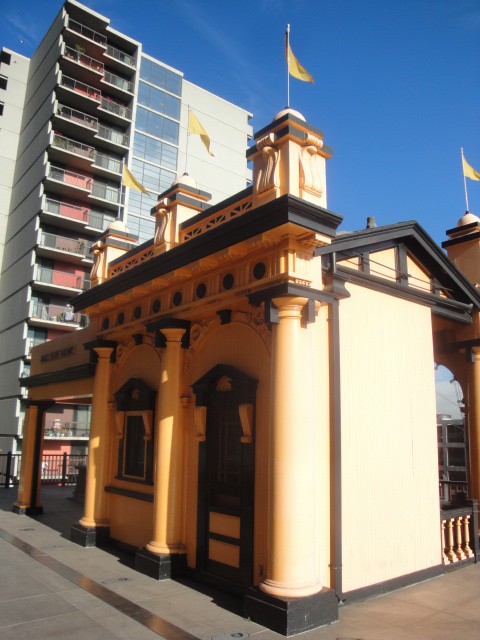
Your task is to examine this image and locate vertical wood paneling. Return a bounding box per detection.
[339,285,440,593]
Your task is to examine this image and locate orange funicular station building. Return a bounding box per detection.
[15,109,480,635]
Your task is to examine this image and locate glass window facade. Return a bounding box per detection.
[140,58,182,96]
[133,132,177,170]
[127,212,155,244]
[135,106,179,145]
[138,81,180,120]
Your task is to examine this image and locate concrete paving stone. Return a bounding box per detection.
[342,593,439,628]
[54,586,109,611]
[391,574,472,612]
[0,611,123,640]
[408,610,480,640]
[0,571,52,602]
[0,592,78,627]
[86,604,176,640]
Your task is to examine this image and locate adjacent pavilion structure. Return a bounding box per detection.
[15,109,480,635]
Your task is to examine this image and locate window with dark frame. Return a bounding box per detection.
[0,51,11,65]
[0,76,7,91]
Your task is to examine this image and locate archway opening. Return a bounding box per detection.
[435,364,468,503]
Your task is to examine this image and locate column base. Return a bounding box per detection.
[243,586,338,636]
[12,503,43,515]
[135,547,187,580]
[71,522,110,548]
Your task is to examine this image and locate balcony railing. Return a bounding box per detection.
[52,134,95,160]
[44,197,89,222]
[100,97,132,120]
[60,75,101,101]
[103,70,134,93]
[91,181,121,203]
[35,266,89,291]
[64,45,104,73]
[441,499,479,564]
[68,18,107,46]
[48,165,92,190]
[94,151,122,173]
[88,209,116,230]
[31,301,88,326]
[0,452,88,488]
[106,44,136,68]
[97,124,129,146]
[56,104,98,130]
[39,231,92,257]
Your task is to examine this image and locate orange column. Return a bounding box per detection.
[260,296,323,598]
[79,346,114,528]
[13,401,50,514]
[146,327,186,555]
[467,347,480,502]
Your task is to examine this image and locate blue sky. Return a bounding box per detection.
[2,0,477,414]
[2,0,479,246]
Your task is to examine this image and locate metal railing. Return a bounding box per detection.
[45,421,90,438]
[100,97,132,120]
[48,165,92,190]
[94,151,122,173]
[91,180,121,204]
[440,480,469,504]
[56,104,98,130]
[39,231,92,257]
[0,452,88,488]
[106,44,135,68]
[67,18,107,46]
[97,124,129,146]
[60,74,101,101]
[35,266,89,291]
[88,208,116,230]
[30,301,88,326]
[52,134,95,160]
[64,45,104,73]
[103,70,134,93]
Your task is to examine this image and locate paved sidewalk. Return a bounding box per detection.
[1,486,480,640]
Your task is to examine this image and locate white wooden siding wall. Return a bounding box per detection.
[339,284,441,592]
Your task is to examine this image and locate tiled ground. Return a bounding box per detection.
[1,486,479,640]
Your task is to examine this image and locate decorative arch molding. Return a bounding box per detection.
[114,335,161,370]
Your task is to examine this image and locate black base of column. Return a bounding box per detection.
[70,523,110,548]
[135,547,187,580]
[12,504,44,515]
[243,586,339,636]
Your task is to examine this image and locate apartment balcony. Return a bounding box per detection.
[37,231,93,265]
[92,150,122,178]
[101,70,134,100]
[44,421,90,439]
[44,165,92,201]
[62,45,104,86]
[98,96,132,126]
[49,133,95,172]
[54,104,98,141]
[89,180,122,210]
[57,74,101,114]
[64,17,107,59]
[95,123,129,152]
[33,266,90,294]
[40,196,115,235]
[104,43,136,75]
[29,302,89,331]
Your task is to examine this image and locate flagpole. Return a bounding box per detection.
[461,148,470,211]
[286,24,291,108]
[185,106,190,175]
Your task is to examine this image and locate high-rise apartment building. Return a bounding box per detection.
[0,0,252,454]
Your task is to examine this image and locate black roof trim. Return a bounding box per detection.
[442,230,480,248]
[73,194,343,311]
[318,220,480,308]
[21,363,96,388]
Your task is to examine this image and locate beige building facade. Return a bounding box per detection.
[15,109,480,635]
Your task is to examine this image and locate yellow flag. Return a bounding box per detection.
[188,110,214,156]
[287,42,314,84]
[122,163,150,194]
[463,155,480,181]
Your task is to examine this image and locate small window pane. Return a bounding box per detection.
[124,415,146,478]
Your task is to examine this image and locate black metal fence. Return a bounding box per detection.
[0,452,87,488]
